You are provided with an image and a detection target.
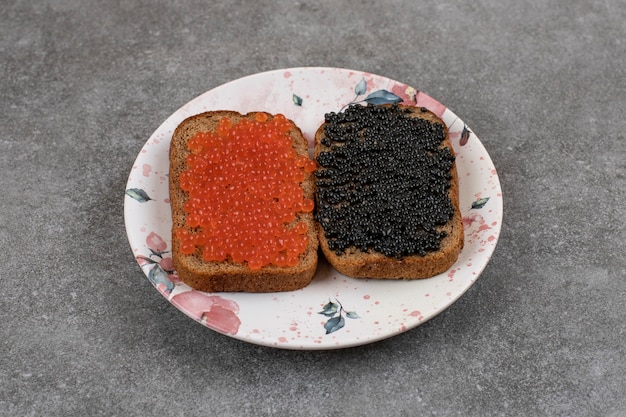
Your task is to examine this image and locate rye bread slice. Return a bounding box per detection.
[169,111,318,292]
[314,105,464,279]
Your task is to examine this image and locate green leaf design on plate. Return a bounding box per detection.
[292,94,303,106]
[324,315,345,334]
[125,188,153,203]
[460,124,472,146]
[148,264,174,293]
[471,197,490,209]
[345,311,360,319]
[318,301,339,317]
[355,77,367,95]
[318,298,359,334]
[364,89,403,105]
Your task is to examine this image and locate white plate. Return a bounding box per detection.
[124,67,502,350]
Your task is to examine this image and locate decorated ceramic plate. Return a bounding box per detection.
[124,67,502,350]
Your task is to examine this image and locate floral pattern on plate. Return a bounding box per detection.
[124,67,502,350]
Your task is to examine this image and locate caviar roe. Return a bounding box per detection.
[177,114,316,270]
[315,104,455,258]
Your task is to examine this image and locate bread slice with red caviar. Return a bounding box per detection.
[314,104,464,279]
[169,110,319,292]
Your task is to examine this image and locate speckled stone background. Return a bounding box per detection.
[2,1,625,416]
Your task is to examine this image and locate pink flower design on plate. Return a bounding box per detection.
[171,291,241,335]
[462,213,491,232]
[136,231,181,293]
[146,231,167,255]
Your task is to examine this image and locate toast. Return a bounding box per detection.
[169,111,319,292]
[314,104,464,279]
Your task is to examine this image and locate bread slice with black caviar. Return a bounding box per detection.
[313,104,464,279]
[169,111,318,292]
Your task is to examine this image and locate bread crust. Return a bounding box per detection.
[169,111,318,292]
[314,105,464,279]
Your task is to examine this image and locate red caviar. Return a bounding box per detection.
[177,114,316,270]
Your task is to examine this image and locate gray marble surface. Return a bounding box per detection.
[2,1,625,416]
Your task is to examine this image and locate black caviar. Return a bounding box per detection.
[315,104,455,258]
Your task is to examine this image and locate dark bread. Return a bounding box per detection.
[169,111,318,292]
[314,105,464,279]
